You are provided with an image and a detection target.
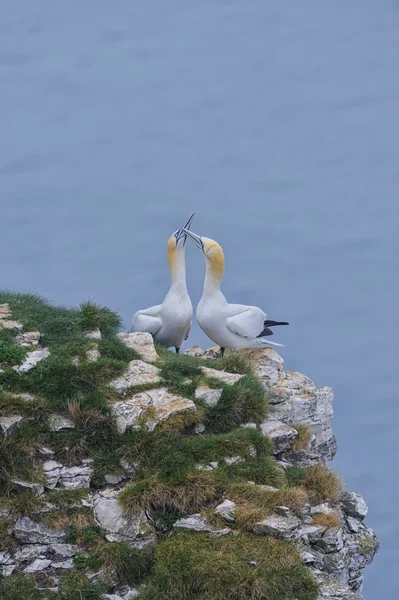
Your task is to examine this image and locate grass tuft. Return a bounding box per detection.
[303,464,344,504]
[139,532,319,600]
[291,424,312,451]
[312,510,341,528]
[204,374,267,433]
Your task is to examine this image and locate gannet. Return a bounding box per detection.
[181,229,289,356]
[130,214,194,353]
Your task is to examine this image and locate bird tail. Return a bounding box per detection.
[253,338,285,348]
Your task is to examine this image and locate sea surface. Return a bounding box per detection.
[1,2,398,597]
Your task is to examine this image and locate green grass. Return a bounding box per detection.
[138,533,319,600]
[203,374,267,433]
[0,292,322,600]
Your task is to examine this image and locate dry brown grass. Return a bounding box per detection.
[229,483,308,530]
[303,463,343,504]
[291,424,312,451]
[119,473,222,514]
[43,510,93,530]
[68,401,106,423]
[311,510,341,528]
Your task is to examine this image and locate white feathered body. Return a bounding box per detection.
[197,290,269,350]
[130,238,192,350]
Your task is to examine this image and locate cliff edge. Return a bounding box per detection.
[0,293,379,600]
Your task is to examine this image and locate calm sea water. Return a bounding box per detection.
[1,2,398,596]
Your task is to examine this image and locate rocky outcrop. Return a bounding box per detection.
[110,360,161,394]
[0,311,378,600]
[111,387,196,433]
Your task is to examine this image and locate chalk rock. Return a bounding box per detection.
[94,498,147,541]
[118,332,158,363]
[13,348,50,372]
[110,360,161,393]
[24,558,52,573]
[253,513,301,538]
[0,303,11,317]
[200,366,244,385]
[0,319,23,330]
[173,513,231,536]
[317,580,364,599]
[48,414,75,432]
[51,559,74,569]
[314,527,344,554]
[260,419,298,453]
[215,499,236,523]
[87,346,101,362]
[311,503,337,516]
[50,544,82,558]
[14,517,66,544]
[269,380,336,462]
[59,465,92,489]
[43,459,63,489]
[0,415,24,437]
[184,346,220,359]
[85,329,101,340]
[240,347,285,388]
[340,492,368,521]
[195,385,223,406]
[12,479,44,496]
[15,331,40,346]
[111,387,196,434]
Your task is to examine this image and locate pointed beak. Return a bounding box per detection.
[175,213,195,245]
[179,228,204,252]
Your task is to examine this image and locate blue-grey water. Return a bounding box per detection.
[1,2,398,597]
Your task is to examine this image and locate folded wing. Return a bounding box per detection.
[130,305,162,336]
[226,305,266,339]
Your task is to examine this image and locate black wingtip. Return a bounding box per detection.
[264,320,289,327]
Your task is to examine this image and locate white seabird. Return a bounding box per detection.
[130,214,194,353]
[181,229,289,356]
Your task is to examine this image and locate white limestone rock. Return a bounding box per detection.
[13,348,50,372]
[173,513,231,536]
[87,346,101,362]
[110,360,161,394]
[314,527,344,554]
[111,387,196,434]
[118,332,158,363]
[215,499,236,523]
[48,414,75,432]
[317,580,364,599]
[253,513,301,538]
[340,492,368,521]
[239,347,285,388]
[59,465,93,489]
[195,385,223,406]
[51,559,74,569]
[15,331,40,346]
[184,346,220,359]
[85,329,102,340]
[14,517,66,544]
[24,558,52,573]
[260,419,298,453]
[0,319,23,330]
[50,544,81,558]
[200,366,244,385]
[11,479,44,496]
[311,503,337,516]
[94,498,147,541]
[0,303,11,317]
[0,415,24,437]
[268,382,336,462]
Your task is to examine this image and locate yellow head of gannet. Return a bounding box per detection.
[181,230,225,280]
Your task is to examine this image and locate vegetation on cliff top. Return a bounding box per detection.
[0,292,345,599]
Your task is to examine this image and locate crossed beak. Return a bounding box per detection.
[179,228,204,252]
[175,213,195,246]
